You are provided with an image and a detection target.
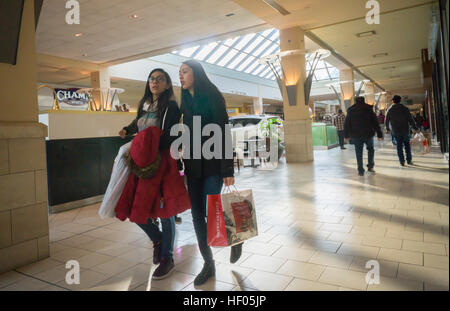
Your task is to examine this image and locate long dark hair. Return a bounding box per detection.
[138,68,174,121]
[180,60,225,115]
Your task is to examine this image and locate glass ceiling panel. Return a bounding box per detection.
[194,42,219,61]
[169,27,339,82]
[205,45,229,64]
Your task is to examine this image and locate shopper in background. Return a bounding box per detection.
[386,95,419,166]
[333,109,347,150]
[344,96,383,176]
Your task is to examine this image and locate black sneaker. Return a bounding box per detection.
[368,168,376,174]
[400,162,405,167]
[358,172,364,176]
[153,241,161,265]
[152,258,174,280]
[407,161,414,165]
[230,243,243,264]
[194,261,215,286]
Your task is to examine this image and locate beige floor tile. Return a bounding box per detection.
[40,285,69,291]
[116,247,152,264]
[87,276,135,291]
[385,229,423,242]
[362,237,403,249]
[90,257,138,276]
[424,232,449,244]
[76,238,116,252]
[49,230,76,242]
[326,232,365,244]
[284,278,339,291]
[49,242,70,255]
[56,269,110,291]
[337,243,380,258]
[320,223,352,233]
[271,246,315,262]
[239,270,293,291]
[351,226,386,237]
[241,241,281,256]
[182,280,235,291]
[34,265,69,283]
[214,263,254,285]
[77,252,115,269]
[57,235,96,248]
[269,234,304,247]
[174,257,205,276]
[299,239,341,253]
[378,248,423,265]
[349,257,399,278]
[50,246,91,263]
[0,271,28,289]
[149,271,195,291]
[114,263,152,290]
[402,240,446,255]
[367,276,423,291]
[240,254,286,273]
[318,267,367,290]
[309,251,353,269]
[16,258,64,275]
[424,254,449,270]
[52,223,97,235]
[1,277,51,291]
[276,260,326,281]
[398,263,449,289]
[95,243,137,257]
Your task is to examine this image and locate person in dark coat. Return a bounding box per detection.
[179,60,237,286]
[385,95,419,166]
[344,96,383,176]
[119,68,182,280]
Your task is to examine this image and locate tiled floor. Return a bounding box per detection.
[1,139,448,291]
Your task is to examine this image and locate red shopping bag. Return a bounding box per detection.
[207,194,228,247]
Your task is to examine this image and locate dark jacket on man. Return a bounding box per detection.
[385,103,418,136]
[123,100,181,151]
[344,102,383,139]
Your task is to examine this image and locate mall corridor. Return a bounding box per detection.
[0,140,447,291]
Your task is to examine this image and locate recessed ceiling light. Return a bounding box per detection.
[373,52,388,58]
[225,13,235,17]
[75,33,83,37]
[355,30,376,38]
[262,0,290,15]
[129,14,138,19]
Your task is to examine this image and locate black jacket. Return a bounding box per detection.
[344,103,383,139]
[123,100,181,151]
[181,91,234,179]
[385,103,417,136]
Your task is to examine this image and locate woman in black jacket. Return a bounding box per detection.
[179,60,239,286]
[119,68,181,280]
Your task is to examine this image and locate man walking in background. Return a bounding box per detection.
[333,109,346,150]
[386,95,419,166]
[344,97,383,176]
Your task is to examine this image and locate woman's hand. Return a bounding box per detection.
[224,177,235,187]
[119,129,127,139]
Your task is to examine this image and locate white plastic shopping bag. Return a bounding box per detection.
[411,132,430,155]
[98,141,131,219]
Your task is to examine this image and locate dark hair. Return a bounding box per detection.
[180,60,225,114]
[392,95,401,104]
[355,96,366,105]
[338,109,343,113]
[138,68,174,120]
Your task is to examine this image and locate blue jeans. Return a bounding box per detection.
[394,134,412,164]
[137,216,175,261]
[352,137,375,174]
[186,174,223,264]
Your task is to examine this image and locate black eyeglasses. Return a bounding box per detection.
[149,76,165,83]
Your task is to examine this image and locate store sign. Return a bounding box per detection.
[55,88,89,106]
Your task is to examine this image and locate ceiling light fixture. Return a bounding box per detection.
[129,14,138,19]
[373,52,388,58]
[355,30,376,38]
[75,33,82,37]
[225,13,235,17]
[262,0,290,15]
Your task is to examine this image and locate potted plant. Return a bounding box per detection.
[258,118,285,161]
